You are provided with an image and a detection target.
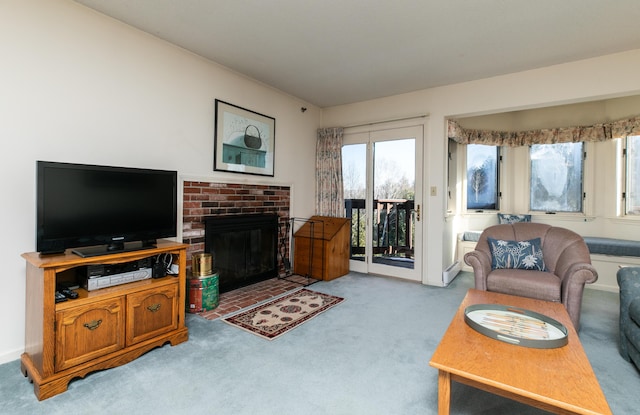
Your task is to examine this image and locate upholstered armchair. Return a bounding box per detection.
[617,267,640,370]
[464,223,598,330]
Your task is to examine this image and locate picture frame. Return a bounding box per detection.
[214,99,276,177]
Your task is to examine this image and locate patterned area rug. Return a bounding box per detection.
[222,288,344,340]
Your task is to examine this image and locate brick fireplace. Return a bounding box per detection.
[182,181,291,289]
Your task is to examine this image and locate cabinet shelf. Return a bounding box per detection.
[20,240,189,400]
[54,276,179,310]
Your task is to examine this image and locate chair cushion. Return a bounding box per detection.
[488,237,547,271]
[487,269,561,302]
[584,237,640,257]
[462,230,482,242]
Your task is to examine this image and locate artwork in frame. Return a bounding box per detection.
[214,99,275,177]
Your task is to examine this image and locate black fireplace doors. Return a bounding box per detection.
[204,214,278,293]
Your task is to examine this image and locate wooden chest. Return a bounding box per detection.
[293,216,350,281]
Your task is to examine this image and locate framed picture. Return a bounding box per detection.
[214,99,276,177]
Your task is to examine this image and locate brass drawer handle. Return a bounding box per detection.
[147,303,161,313]
[83,319,102,331]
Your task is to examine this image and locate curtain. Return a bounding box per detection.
[448,115,640,146]
[315,127,344,217]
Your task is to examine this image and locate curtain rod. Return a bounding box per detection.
[343,114,429,129]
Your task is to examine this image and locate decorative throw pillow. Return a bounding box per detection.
[488,237,546,271]
[497,213,531,224]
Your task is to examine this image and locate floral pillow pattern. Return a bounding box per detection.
[488,237,546,271]
[497,213,532,224]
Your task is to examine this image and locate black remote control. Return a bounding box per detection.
[60,288,79,299]
[55,291,67,303]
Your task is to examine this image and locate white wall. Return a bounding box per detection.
[322,49,640,288]
[0,0,320,364]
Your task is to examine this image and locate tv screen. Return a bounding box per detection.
[37,161,177,257]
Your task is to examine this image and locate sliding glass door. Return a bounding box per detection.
[342,125,423,281]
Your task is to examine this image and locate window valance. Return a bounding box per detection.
[448,115,640,146]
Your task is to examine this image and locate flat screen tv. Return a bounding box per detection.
[37,161,178,257]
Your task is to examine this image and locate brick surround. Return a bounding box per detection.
[197,274,314,320]
[181,181,291,276]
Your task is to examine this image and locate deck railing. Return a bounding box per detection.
[344,198,414,261]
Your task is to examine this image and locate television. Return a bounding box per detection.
[37,161,178,257]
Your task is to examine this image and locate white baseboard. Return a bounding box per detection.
[0,348,22,365]
[443,261,462,286]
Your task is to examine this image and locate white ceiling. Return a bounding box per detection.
[74,0,640,108]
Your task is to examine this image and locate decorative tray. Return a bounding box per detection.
[464,304,568,349]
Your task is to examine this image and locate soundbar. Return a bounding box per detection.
[83,268,152,291]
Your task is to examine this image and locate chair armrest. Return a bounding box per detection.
[553,240,596,284]
[562,262,598,285]
[618,267,640,321]
[464,250,492,290]
[560,262,598,329]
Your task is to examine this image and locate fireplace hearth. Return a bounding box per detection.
[205,214,279,293]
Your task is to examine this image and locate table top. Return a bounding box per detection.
[429,289,612,415]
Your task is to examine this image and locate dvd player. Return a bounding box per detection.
[83,267,152,291]
[85,257,153,278]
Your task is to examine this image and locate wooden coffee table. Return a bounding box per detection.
[429,289,612,415]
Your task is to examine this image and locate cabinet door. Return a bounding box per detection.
[126,284,178,345]
[55,297,125,372]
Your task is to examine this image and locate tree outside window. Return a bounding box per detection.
[530,142,583,213]
[466,144,499,210]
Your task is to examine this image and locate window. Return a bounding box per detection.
[530,142,583,213]
[466,144,499,210]
[625,135,640,215]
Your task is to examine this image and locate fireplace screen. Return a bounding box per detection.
[205,214,278,293]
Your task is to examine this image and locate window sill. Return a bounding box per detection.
[530,213,596,222]
[461,210,499,216]
[605,216,640,225]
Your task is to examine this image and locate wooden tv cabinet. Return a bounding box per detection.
[20,240,189,400]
